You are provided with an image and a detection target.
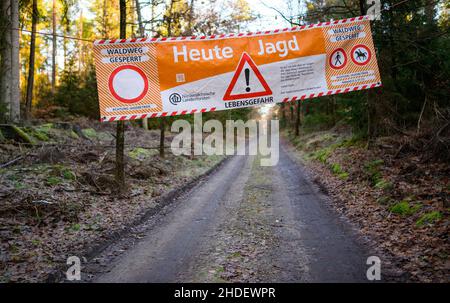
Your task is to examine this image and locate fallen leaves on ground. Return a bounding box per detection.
[0,119,224,282]
[285,128,449,282]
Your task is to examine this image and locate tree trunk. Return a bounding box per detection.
[102,0,107,37]
[279,103,286,128]
[10,0,19,122]
[52,0,57,96]
[115,0,127,193]
[359,0,375,148]
[159,118,165,157]
[186,0,195,35]
[25,0,38,120]
[134,0,148,129]
[1,0,20,123]
[150,0,156,35]
[135,0,144,37]
[289,103,294,130]
[295,100,301,136]
[1,0,12,123]
[78,10,84,73]
[159,0,176,156]
[359,0,365,17]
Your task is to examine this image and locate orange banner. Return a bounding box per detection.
[93,16,381,122]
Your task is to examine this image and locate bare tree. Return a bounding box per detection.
[295,101,301,136]
[0,0,12,123]
[25,0,38,120]
[1,0,20,123]
[52,0,57,96]
[135,0,145,37]
[134,0,149,130]
[159,0,177,158]
[10,0,19,122]
[116,0,127,193]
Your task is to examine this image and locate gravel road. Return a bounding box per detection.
[94,142,375,282]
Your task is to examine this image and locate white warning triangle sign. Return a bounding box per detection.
[223,53,272,101]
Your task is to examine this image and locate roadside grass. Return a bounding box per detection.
[364,159,384,185]
[284,127,449,281]
[389,199,422,216]
[46,176,62,186]
[330,163,349,180]
[416,211,443,226]
[286,128,446,227]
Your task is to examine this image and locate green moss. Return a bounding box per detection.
[46,176,62,186]
[416,211,442,226]
[337,135,366,148]
[13,126,36,144]
[32,129,49,141]
[48,165,76,181]
[69,130,79,139]
[375,179,394,190]
[228,251,242,258]
[81,128,97,139]
[62,168,76,180]
[23,124,55,142]
[331,163,342,174]
[70,223,81,232]
[390,200,421,216]
[128,147,155,160]
[40,123,54,129]
[7,174,21,181]
[337,172,349,180]
[97,131,114,141]
[13,181,25,189]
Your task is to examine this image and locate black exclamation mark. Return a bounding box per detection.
[245,68,250,92]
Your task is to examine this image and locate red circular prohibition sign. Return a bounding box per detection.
[351,44,372,66]
[329,48,347,70]
[108,65,148,104]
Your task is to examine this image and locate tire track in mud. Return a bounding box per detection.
[94,142,374,282]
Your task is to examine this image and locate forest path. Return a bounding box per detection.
[94,142,373,282]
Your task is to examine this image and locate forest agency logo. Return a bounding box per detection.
[169,93,182,105]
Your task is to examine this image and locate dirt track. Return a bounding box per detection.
[92,142,376,282]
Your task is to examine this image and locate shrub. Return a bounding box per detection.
[303,113,335,131]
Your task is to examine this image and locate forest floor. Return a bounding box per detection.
[1,118,448,283]
[284,126,449,282]
[0,118,224,282]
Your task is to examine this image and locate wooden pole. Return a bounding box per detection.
[116,0,127,193]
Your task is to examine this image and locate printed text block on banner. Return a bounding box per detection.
[93,15,381,122]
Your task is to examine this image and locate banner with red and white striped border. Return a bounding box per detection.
[93,15,381,122]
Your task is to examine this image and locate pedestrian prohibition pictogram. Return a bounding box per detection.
[351,44,371,66]
[223,53,272,101]
[109,65,148,103]
[329,48,347,69]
